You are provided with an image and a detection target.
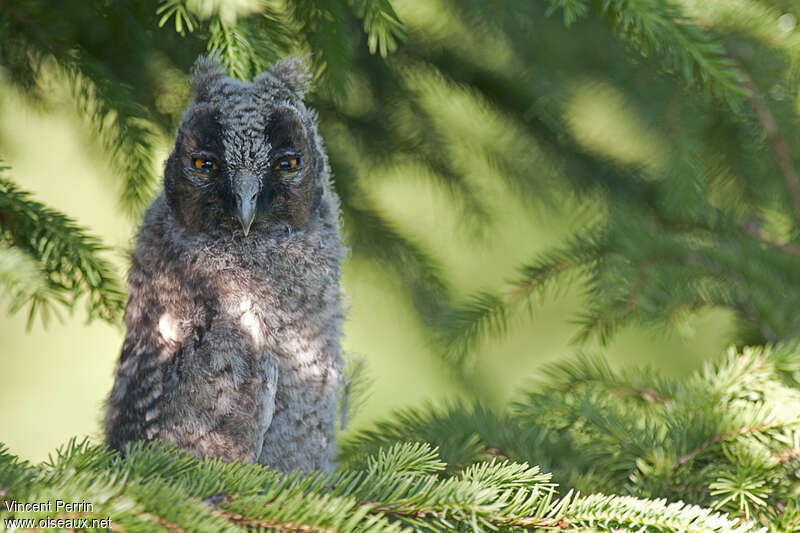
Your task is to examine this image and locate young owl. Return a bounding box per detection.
[104,57,346,473]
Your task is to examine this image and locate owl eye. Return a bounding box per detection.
[192,158,218,171]
[273,156,301,172]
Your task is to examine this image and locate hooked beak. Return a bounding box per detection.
[232,173,261,236]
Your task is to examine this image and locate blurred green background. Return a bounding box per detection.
[0,50,733,462]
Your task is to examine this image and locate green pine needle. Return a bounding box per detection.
[0,167,124,327]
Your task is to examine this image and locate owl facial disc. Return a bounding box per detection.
[163,56,323,237]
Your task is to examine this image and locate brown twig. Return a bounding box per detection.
[775,447,800,465]
[684,254,778,342]
[626,258,664,310]
[508,258,575,302]
[676,424,769,467]
[154,515,188,533]
[369,503,573,529]
[739,70,800,225]
[220,510,341,533]
[738,221,800,256]
[217,494,577,531]
[669,484,712,494]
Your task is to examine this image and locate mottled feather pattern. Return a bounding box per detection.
[105,57,346,473]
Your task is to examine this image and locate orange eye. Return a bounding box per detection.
[274,156,301,172]
[193,158,218,170]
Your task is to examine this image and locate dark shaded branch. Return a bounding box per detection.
[676,424,769,467]
[739,70,800,225]
[739,221,800,256]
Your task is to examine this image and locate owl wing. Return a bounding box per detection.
[106,305,280,464]
[105,333,168,450]
[252,351,279,460]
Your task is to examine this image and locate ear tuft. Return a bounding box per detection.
[258,56,313,98]
[190,55,226,102]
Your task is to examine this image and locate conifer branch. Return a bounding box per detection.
[545,0,747,105]
[346,0,405,57]
[2,3,163,216]
[676,424,772,468]
[66,61,161,217]
[434,231,605,367]
[284,0,353,93]
[0,166,124,326]
[7,344,797,530]
[332,155,450,322]
[738,221,800,256]
[739,71,800,226]
[545,0,589,26]
[567,494,758,533]
[156,0,198,35]
[341,345,800,529]
[221,511,340,533]
[684,253,779,343]
[542,353,675,406]
[204,15,283,81]
[0,439,765,533]
[0,244,52,317]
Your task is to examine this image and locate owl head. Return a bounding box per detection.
[164,56,327,237]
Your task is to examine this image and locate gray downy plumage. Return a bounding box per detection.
[104,56,346,473]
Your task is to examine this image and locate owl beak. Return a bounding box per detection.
[233,174,260,236]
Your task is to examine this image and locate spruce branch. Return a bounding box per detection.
[66,59,161,217]
[677,425,771,468]
[541,352,676,406]
[182,0,265,24]
[0,2,162,217]
[9,344,798,530]
[322,91,493,226]
[736,67,800,226]
[346,0,405,57]
[284,0,353,94]
[219,510,341,533]
[206,15,267,80]
[156,0,198,34]
[738,221,800,256]
[566,493,759,533]
[546,0,747,105]
[339,345,800,528]
[683,253,779,343]
[0,167,124,326]
[545,0,590,27]
[332,155,450,322]
[433,231,605,367]
[0,2,56,97]
[0,244,54,319]
[1,439,765,533]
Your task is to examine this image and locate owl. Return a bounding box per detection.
[104,56,346,473]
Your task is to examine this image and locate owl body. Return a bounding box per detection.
[105,58,345,473]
